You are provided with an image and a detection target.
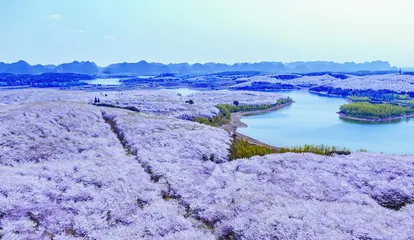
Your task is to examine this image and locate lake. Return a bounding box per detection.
[81,78,121,85]
[238,90,414,154]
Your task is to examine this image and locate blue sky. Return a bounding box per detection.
[1,0,413,67]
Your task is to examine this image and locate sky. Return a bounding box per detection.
[1,0,414,67]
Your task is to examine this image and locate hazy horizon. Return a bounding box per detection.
[1,0,413,67]
[0,59,398,68]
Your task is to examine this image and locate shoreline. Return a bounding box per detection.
[222,102,293,150]
[337,112,414,122]
[308,90,346,99]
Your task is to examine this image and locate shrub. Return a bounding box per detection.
[277,144,351,156]
[228,135,276,160]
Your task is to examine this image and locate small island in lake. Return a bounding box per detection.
[338,102,414,122]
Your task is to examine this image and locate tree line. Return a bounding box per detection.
[277,144,351,156]
[228,137,276,160]
[228,138,352,160]
[193,97,293,127]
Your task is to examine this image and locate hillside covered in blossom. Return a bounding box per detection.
[0,89,287,120]
[231,73,414,93]
[1,88,414,239]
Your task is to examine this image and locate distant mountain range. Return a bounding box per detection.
[0,60,397,75]
[0,61,100,75]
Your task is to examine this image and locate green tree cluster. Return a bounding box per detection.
[193,114,229,127]
[339,102,414,119]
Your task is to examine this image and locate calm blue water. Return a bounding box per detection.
[81,78,121,85]
[238,90,414,154]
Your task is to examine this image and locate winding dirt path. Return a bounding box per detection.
[221,102,294,150]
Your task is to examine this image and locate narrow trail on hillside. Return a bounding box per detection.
[100,110,215,234]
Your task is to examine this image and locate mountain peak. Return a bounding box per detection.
[16,60,30,65]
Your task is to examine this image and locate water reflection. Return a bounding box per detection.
[339,116,413,125]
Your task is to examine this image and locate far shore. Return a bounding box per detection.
[222,102,294,150]
[308,90,346,99]
[337,112,414,122]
